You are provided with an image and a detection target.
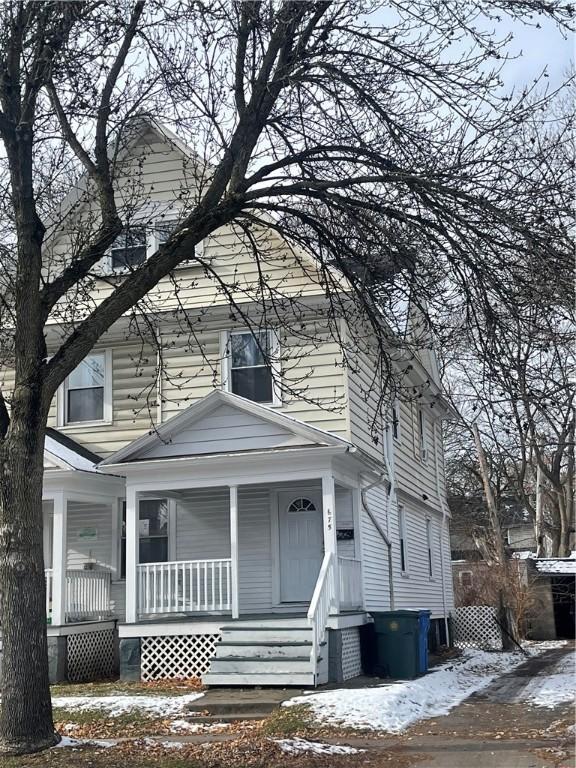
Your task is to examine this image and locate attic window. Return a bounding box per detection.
[110,227,147,270]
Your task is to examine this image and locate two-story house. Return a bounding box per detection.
[4,118,455,686]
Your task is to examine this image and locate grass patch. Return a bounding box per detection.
[52,706,154,727]
[51,677,202,698]
[260,704,315,737]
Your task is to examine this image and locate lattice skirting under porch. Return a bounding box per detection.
[341,627,362,680]
[141,634,221,681]
[67,628,117,682]
[452,606,503,650]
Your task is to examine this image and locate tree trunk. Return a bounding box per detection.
[0,418,57,754]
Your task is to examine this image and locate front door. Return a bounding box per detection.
[279,492,323,603]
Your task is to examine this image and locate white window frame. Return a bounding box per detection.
[220,328,282,406]
[426,517,434,578]
[116,497,175,580]
[391,399,401,442]
[57,349,113,427]
[398,505,408,575]
[103,221,205,274]
[418,407,428,462]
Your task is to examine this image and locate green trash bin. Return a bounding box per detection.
[371,610,427,679]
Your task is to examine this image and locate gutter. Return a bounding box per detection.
[360,472,395,611]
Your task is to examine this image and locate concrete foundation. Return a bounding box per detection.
[47,635,68,684]
[120,637,142,681]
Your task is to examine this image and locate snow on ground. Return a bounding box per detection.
[55,736,117,749]
[52,692,204,717]
[516,651,576,708]
[286,645,556,733]
[170,719,230,733]
[275,738,363,755]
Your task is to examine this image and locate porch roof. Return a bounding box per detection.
[99,390,355,467]
[44,428,102,472]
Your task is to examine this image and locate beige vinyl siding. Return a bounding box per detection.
[345,342,385,463]
[66,501,114,571]
[335,487,355,559]
[175,485,273,613]
[360,483,391,611]
[391,498,452,617]
[48,343,158,458]
[393,400,441,504]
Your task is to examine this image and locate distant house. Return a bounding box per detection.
[3,119,456,685]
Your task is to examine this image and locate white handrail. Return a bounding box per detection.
[338,556,363,610]
[307,552,334,683]
[137,559,232,615]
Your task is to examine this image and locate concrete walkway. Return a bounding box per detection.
[400,643,575,768]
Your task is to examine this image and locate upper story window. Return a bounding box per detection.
[398,505,407,574]
[58,351,112,426]
[110,227,147,270]
[418,407,428,462]
[221,329,280,405]
[391,399,401,441]
[106,221,203,273]
[426,517,434,577]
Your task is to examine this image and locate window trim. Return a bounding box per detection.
[104,221,205,274]
[220,328,282,406]
[426,517,434,579]
[57,349,113,427]
[391,399,401,443]
[398,504,408,575]
[418,407,428,463]
[117,496,175,581]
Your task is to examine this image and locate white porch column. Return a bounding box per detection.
[51,491,68,626]
[322,474,340,613]
[125,486,139,623]
[229,485,239,619]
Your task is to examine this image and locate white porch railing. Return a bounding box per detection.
[66,570,112,621]
[137,559,232,615]
[338,556,363,610]
[45,568,112,622]
[307,552,335,682]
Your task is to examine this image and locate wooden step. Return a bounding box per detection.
[203,671,316,687]
[209,657,313,675]
[220,627,311,643]
[213,642,313,659]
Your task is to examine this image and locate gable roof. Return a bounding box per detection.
[44,428,102,471]
[99,390,353,466]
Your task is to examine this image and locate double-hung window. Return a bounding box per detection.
[426,518,434,577]
[223,329,280,404]
[119,498,169,578]
[398,505,407,574]
[391,400,401,441]
[418,408,427,462]
[110,227,147,270]
[61,351,111,425]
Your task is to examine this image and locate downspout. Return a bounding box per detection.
[361,476,395,610]
[434,421,450,643]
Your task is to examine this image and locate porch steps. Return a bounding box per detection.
[203,620,320,687]
[185,688,302,723]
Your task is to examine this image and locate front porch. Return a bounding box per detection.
[127,478,364,623]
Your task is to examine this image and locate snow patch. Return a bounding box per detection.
[52,692,204,717]
[516,652,576,708]
[286,646,553,733]
[55,736,117,749]
[275,738,363,755]
[170,719,230,733]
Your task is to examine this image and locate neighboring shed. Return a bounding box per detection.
[526,558,576,641]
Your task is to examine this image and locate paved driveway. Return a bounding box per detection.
[397,642,575,767]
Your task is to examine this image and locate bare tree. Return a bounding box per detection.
[0,0,572,754]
